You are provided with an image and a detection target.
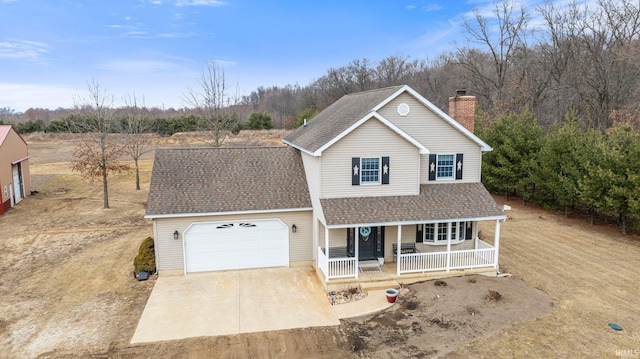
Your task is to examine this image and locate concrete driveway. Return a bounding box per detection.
[131,266,340,343]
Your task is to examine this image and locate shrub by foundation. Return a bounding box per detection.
[134,236,155,273]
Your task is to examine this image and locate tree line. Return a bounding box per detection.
[478,110,640,234]
[4,1,639,134]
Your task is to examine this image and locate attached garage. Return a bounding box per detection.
[184,219,289,273]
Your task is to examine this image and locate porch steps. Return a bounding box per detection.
[360,280,400,291]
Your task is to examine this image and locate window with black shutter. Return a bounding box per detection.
[351,156,390,185]
[428,153,464,181]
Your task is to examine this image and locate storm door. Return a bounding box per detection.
[347,226,385,260]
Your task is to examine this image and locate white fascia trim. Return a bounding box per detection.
[373,85,493,152]
[281,139,316,156]
[144,207,314,219]
[326,215,506,229]
[313,112,429,156]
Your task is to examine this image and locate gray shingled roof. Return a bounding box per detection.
[320,183,505,227]
[146,146,311,216]
[284,85,404,153]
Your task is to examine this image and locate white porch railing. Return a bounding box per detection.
[317,246,357,279]
[399,240,496,274]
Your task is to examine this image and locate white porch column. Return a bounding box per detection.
[446,222,452,271]
[324,226,329,257]
[474,222,479,249]
[355,228,359,279]
[494,219,501,269]
[396,225,402,275]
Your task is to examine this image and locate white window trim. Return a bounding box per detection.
[423,221,466,245]
[436,153,455,180]
[360,157,381,185]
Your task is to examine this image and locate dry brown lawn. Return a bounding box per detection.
[0,132,638,358]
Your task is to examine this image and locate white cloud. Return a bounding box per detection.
[0,83,76,111]
[410,24,457,50]
[123,31,149,37]
[98,59,186,73]
[117,30,193,39]
[421,4,442,12]
[406,5,416,10]
[0,40,48,60]
[174,0,226,7]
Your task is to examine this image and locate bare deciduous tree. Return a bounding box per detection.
[122,94,154,190]
[183,61,240,147]
[71,79,131,208]
[457,0,529,111]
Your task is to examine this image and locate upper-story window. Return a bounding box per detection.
[428,153,463,181]
[360,157,380,184]
[436,154,454,179]
[352,156,390,186]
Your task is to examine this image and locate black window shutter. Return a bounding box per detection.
[455,153,463,180]
[415,224,422,242]
[428,154,437,181]
[351,157,360,185]
[381,156,390,184]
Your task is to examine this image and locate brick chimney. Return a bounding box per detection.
[448,89,476,133]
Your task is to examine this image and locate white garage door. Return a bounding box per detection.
[184,219,289,273]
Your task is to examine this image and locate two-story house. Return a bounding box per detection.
[145,85,505,289]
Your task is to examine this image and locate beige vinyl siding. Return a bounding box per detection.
[301,151,325,224]
[153,210,312,273]
[381,225,474,262]
[328,228,347,248]
[377,93,483,183]
[321,118,420,198]
[317,220,326,252]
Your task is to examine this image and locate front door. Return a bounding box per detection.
[347,226,385,260]
[12,163,22,203]
[358,226,376,260]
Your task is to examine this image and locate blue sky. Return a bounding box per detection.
[1,0,534,111]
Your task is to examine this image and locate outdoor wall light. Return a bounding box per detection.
[173,230,179,240]
[292,224,297,233]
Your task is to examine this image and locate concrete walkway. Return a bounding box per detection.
[333,289,395,319]
[131,267,340,344]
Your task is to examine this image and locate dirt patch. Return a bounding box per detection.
[340,275,553,358]
[2,133,639,358]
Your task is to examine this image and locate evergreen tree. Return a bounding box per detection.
[599,126,640,233]
[246,112,273,130]
[533,115,589,216]
[479,110,542,202]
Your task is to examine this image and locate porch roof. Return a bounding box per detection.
[320,183,505,227]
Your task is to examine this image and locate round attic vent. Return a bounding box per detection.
[397,103,410,116]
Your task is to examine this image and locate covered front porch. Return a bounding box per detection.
[315,183,506,290]
[316,220,502,285]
